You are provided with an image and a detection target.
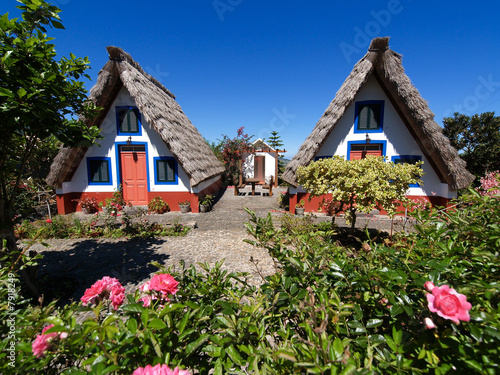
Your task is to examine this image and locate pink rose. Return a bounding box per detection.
[81,276,125,309]
[132,364,191,375]
[46,219,52,224]
[424,317,436,329]
[426,283,472,324]
[424,281,435,292]
[149,274,179,297]
[32,324,68,358]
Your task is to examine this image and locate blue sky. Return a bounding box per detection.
[4,0,500,157]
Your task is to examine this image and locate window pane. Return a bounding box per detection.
[357,103,381,130]
[166,160,175,181]
[156,159,176,182]
[89,160,109,183]
[118,108,140,133]
[157,160,166,181]
[128,109,138,132]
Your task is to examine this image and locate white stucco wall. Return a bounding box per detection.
[312,76,451,198]
[56,87,192,194]
[243,152,277,183]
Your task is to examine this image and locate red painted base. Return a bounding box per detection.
[56,179,224,215]
[288,193,450,215]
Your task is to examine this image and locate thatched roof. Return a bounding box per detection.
[47,46,224,188]
[252,138,275,152]
[282,37,474,190]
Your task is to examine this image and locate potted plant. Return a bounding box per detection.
[148,196,169,214]
[295,199,305,216]
[178,200,191,213]
[79,197,99,214]
[199,194,214,213]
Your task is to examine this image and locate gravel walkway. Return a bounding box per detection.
[29,186,412,305]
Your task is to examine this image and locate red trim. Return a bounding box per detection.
[287,193,451,215]
[55,179,224,214]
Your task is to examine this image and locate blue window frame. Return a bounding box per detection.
[116,106,142,135]
[154,157,178,184]
[391,155,422,187]
[354,100,384,133]
[87,157,112,185]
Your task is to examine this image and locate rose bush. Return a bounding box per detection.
[1,183,499,374]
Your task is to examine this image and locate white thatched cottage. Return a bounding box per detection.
[46,47,224,214]
[282,37,474,213]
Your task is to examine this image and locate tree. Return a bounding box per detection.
[443,112,500,180]
[296,156,424,229]
[267,130,286,182]
[0,0,100,276]
[218,127,253,192]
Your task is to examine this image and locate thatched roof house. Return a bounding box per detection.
[282,37,474,192]
[47,46,224,189]
[47,46,224,214]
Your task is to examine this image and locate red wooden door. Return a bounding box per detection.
[254,156,265,182]
[120,151,148,205]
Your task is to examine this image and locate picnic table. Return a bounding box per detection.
[245,178,260,196]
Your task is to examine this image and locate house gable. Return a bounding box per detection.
[315,76,449,197]
[282,37,474,193]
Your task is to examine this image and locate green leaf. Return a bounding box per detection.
[127,318,138,334]
[51,20,65,29]
[0,88,14,97]
[185,333,210,355]
[121,303,146,313]
[148,318,167,330]
[275,349,297,362]
[366,318,384,329]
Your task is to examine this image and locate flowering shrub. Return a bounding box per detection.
[478,169,500,195]
[15,213,189,239]
[1,189,499,374]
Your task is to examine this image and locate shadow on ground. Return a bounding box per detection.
[37,238,169,306]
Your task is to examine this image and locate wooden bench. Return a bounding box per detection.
[262,176,273,197]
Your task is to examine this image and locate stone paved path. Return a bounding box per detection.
[29,185,412,305]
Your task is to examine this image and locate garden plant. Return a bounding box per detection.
[1,183,499,374]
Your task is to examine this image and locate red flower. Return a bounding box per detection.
[46,219,52,224]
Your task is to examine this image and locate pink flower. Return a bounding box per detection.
[424,317,436,329]
[132,364,191,375]
[149,274,179,297]
[32,324,68,358]
[81,276,125,309]
[46,219,52,224]
[425,283,472,324]
[424,281,435,292]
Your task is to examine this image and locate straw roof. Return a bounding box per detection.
[282,37,474,190]
[46,46,224,188]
